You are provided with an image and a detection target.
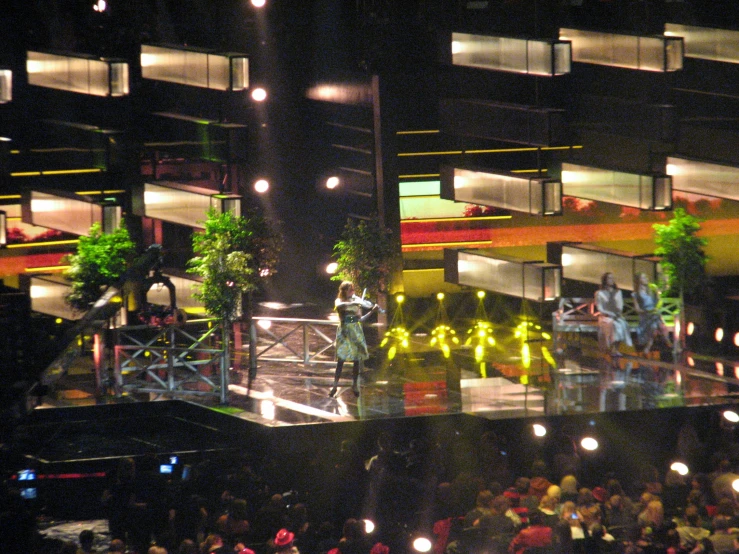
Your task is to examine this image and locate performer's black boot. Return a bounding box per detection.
[351,361,360,397]
[329,360,344,397]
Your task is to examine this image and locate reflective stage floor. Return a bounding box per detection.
[42,332,739,428]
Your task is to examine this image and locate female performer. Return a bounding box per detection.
[595,272,632,356]
[329,281,378,398]
[633,272,673,355]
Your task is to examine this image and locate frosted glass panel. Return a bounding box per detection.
[561,163,671,210]
[184,50,209,88]
[141,45,249,91]
[207,54,230,91]
[666,157,739,201]
[26,51,129,96]
[30,277,81,320]
[143,182,212,228]
[110,62,129,96]
[29,191,102,236]
[560,29,683,71]
[231,57,249,90]
[450,168,561,215]
[665,23,739,63]
[0,69,11,102]
[451,32,570,76]
[451,250,561,301]
[561,245,660,291]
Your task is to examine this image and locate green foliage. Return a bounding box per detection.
[64,223,136,312]
[653,207,708,298]
[332,217,394,298]
[188,207,282,321]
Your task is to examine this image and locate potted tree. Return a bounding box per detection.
[332,216,395,304]
[652,207,708,351]
[64,222,136,312]
[188,206,281,398]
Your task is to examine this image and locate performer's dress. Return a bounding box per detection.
[335,302,369,362]
[595,288,633,351]
[633,289,663,346]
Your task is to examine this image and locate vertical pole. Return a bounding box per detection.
[248,291,257,391]
[303,322,309,364]
[221,319,230,405]
[168,325,175,393]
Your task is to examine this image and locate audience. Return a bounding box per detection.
[16,424,739,554]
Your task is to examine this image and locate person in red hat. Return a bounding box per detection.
[272,528,299,554]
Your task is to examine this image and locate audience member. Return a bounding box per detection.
[215,498,251,548]
[707,515,737,554]
[272,528,300,554]
[508,510,553,554]
[77,529,96,554]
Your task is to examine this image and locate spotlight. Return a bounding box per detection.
[533,423,547,437]
[477,290,485,299]
[251,87,268,102]
[723,410,739,423]
[251,0,266,7]
[412,536,432,553]
[396,294,405,304]
[715,327,724,342]
[733,479,739,493]
[363,519,375,534]
[687,356,695,367]
[581,437,598,451]
[437,292,445,301]
[686,322,695,336]
[325,176,340,190]
[256,319,272,330]
[670,461,689,476]
[325,262,338,274]
[254,179,269,193]
[734,332,739,347]
[716,362,724,376]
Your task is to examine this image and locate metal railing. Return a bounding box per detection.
[250,316,338,366]
[113,318,227,401]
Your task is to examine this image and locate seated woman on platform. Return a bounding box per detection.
[632,272,674,356]
[595,272,632,356]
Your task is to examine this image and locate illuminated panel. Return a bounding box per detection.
[27,191,103,236]
[29,276,81,320]
[665,24,739,63]
[26,51,130,96]
[561,163,672,210]
[451,32,572,75]
[0,69,11,103]
[441,166,562,216]
[666,156,739,201]
[445,249,561,302]
[561,244,660,291]
[140,182,212,228]
[141,45,248,91]
[399,180,470,219]
[559,28,683,71]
